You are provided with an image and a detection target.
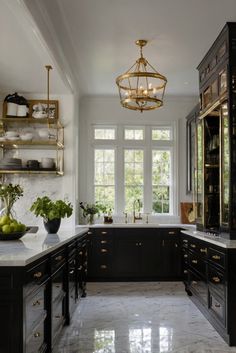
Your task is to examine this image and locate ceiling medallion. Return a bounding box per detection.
[116,39,167,112]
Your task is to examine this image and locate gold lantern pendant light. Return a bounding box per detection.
[116,40,167,112]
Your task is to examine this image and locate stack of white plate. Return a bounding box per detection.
[0,158,22,170]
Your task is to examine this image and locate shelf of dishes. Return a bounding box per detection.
[0,156,63,175]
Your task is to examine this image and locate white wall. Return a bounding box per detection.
[0,93,78,229]
[79,95,197,222]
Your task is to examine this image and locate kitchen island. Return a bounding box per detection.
[0,227,88,353]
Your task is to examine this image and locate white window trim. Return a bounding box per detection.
[88,122,178,216]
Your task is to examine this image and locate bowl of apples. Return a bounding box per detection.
[0,215,29,240]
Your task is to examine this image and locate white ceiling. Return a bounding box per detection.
[2,0,236,97]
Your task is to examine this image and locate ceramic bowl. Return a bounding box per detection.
[20,133,33,141]
[5,131,19,137]
[38,129,49,139]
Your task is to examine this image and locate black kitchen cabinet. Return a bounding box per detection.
[0,231,88,353]
[181,231,236,346]
[87,227,182,281]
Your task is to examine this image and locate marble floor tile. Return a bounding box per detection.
[53,282,236,353]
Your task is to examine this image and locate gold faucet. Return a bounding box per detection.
[133,199,142,223]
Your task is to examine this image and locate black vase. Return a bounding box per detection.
[43,218,61,234]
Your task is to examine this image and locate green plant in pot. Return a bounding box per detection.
[97,204,113,224]
[79,202,100,224]
[30,196,73,233]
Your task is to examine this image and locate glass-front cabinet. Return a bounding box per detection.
[194,23,236,239]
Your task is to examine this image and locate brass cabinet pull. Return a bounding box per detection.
[215,303,221,308]
[184,254,188,258]
[101,231,107,234]
[192,259,198,264]
[192,281,197,285]
[101,248,108,253]
[183,239,188,243]
[200,248,207,253]
[32,300,41,306]
[78,266,83,270]
[33,271,42,279]
[212,276,221,283]
[69,270,74,275]
[34,332,41,338]
[88,231,92,235]
[190,244,196,248]
[101,240,107,244]
[55,255,63,261]
[100,265,107,269]
[175,243,178,248]
[168,231,175,235]
[212,255,221,260]
[184,270,188,274]
[139,242,142,246]
[79,251,83,255]
[135,242,139,246]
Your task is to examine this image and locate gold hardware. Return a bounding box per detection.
[33,271,42,279]
[116,40,167,112]
[32,300,41,306]
[101,240,107,244]
[200,248,207,253]
[78,266,83,270]
[212,276,220,283]
[215,303,221,308]
[88,231,92,235]
[184,254,188,258]
[34,332,41,338]
[184,270,188,274]
[69,270,74,275]
[79,251,83,255]
[212,255,221,260]
[192,260,198,264]
[55,255,63,261]
[190,244,196,248]
[139,242,142,246]
[101,249,108,253]
[168,231,175,235]
[101,231,107,234]
[100,265,107,269]
[192,281,197,285]
[175,243,178,248]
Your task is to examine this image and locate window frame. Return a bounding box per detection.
[88,123,178,216]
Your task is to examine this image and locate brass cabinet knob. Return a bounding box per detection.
[184,270,188,274]
[101,231,107,234]
[168,231,175,235]
[33,271,42,279]
[101,248,108,253]
[192,259,198,264]
[101,240,107,244]
[184,254,188,258]
[212,255,221,260]
[79,251,83,255]
[34,332,41,338]
[55,255,63,261]
[32,300,41,306]
[212,276,220,283]
[88,231,92,235]
[200,248,207,253]
[100,265,107,269]
[190,244,196,248]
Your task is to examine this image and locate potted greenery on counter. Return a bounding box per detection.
[30,196,73,233]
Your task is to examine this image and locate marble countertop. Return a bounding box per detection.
[0,227,88,267]
[77,223,196,229]
[181,229,236,249]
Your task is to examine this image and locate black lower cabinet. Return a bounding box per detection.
[88,227,182,281]
[0,231,88,353]
[182,233,236,346]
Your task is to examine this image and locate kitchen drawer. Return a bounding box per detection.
[52,299,66,346]
[25,260,49,295]
[25,285,46,337]
[67,241,77,258]
[208,247,226,269]
[189,240,208,258]
[189,253,206,277]
[26,318,46,353]
[209,290,226,327]
[182,237,189,249]
[51,248,66,273]
[188,269,208,305]
[208,265,225,299]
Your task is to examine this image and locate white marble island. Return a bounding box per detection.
[0,227,88,266]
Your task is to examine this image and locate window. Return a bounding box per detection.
[94,128,115,140]
[152,127,172,140]
[124,128,144,140]
[94,149,115,209]
[90,124,176,216]
[124,149,144,212]
[152,150,171,213]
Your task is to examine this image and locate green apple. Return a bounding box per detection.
[0,215,11,226]
[2,224,11,234]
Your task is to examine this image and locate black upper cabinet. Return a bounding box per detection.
[194,23,236,239]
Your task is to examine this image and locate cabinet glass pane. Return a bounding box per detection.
[221,103,230,225]
[196,121,203,224]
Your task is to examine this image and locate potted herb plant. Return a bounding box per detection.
[30,196,73,233]
[97,204,113,224]
[79,201,101,224]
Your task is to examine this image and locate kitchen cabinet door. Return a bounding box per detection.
[160,235,182,279]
